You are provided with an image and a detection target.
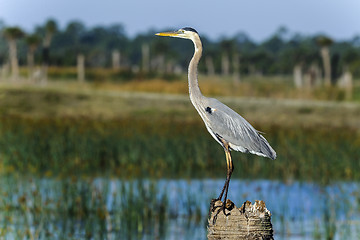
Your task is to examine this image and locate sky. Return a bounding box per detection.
[1,0,360,42]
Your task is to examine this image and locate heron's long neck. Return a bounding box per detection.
[188,37,203,103]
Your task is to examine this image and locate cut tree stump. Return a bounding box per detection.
[207,199,273,240]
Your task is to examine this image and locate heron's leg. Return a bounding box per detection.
[216,146,233,201]
[223,149,233,204]
[211,146,234,224]
[210,155,228,212]
[210,146,229,213]
[219,149,233,213]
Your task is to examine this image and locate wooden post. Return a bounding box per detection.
[338,70,353,100]
[221,53,230,76]
[232,52,240,84]
[320,46,331,87]
[77,54,85,83]
[8,39,19,81]
[112,50,121,70]
[141,43,150,72]
[293,64,303,89]
[208,200,273,240]
[205,56,215,76]
[0,63,10,81]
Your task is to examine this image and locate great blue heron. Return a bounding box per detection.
[156,27,276,220]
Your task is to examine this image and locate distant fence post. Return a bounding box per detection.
[142,43,150,72]
[112,50,121,70]
[208,200,273,240]
[77,54,85,83]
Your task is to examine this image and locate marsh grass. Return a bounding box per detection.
[87,74,360,101]
[12,69,360,101]
[1,79,360,239]
[0,176,169,239]
[0,116,359,183]
[1,177,359,239]
[0,82,359,182]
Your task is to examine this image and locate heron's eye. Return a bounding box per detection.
[205,107,212,114]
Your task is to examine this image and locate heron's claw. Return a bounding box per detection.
[210,199,234,224]
[225,199,234,211]
[209,198,220,218]
[212,205,229,224]
[210,198,221,210]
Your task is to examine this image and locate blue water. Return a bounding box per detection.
[1,178,360,239]
[107,179,360,239]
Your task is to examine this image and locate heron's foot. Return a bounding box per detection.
[208,198,221,218]
[210,199,234,225]
[210,198,222,211]
[212,204,230,224]
[225,199,235,211]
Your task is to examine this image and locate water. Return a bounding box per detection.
[0,177,359,239]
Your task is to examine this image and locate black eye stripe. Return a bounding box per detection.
[205,107,212,114]
[181,27,198,34]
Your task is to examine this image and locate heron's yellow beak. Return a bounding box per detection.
[155,31,179,37]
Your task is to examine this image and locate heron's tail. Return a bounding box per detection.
[259,135,276,160]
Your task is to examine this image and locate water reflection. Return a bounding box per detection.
[0,177,359,239]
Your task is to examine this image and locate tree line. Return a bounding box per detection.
[1,19,360,85]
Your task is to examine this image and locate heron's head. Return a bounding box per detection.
[156,27,199,40]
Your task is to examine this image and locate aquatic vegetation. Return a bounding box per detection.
[0,101,359,239]
[0,116,359,183]
[0,176,170,239]
[0,177,359,239]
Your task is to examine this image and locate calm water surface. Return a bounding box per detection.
[1,177,359,239]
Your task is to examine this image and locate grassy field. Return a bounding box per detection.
[1,77,360,239]
[1,77,360,128]
[0,78,359,182]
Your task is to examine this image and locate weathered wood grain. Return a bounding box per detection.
[208,200,273,240]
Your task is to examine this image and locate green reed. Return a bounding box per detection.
[0,175,168,239]
[0,116,359,182]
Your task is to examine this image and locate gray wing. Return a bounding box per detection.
[203,98,276,160]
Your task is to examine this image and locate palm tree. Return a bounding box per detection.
[152,39,169,73]
[25,34,40,81]
[77,54,85,82]
[232,51,240,84]
[3,27,24,81]
[141,43,150,72]
[220,39,241,83]
[205,56,215,76]
[220,39,232,76]
[112,50,121,70]
[42,19,57,83]
[316,36,333,87]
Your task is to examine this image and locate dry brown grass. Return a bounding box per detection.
[1,79,360,130]
[88,75,355,101]
[91,75,297,99]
